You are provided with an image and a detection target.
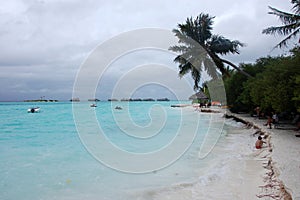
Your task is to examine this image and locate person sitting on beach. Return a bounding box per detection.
[255,136,266,149]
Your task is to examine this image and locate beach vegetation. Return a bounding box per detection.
[225,47,300,115]
[293,75,300,112]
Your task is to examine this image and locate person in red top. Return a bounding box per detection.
[255,136,266,149]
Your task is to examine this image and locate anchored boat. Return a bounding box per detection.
[27,107,40,113]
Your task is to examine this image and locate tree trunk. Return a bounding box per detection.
[220,59,252,77]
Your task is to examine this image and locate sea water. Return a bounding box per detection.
[0,101,244,200]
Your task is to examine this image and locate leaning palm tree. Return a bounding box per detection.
[262,0,300,49]
[169,13,250,90]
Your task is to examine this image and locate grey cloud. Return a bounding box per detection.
[0,0,294,101]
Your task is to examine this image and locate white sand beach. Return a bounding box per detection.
[132,109,299,200]
[227,112,300,200]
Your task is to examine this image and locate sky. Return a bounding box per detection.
[0,0,295,101]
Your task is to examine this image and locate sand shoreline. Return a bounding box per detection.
[129,108,299,200]
[226,111,299,200]
[133,108,292,200]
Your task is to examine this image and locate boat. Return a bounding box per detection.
[170,104,190,108]
[90,104,97,107]
[115,106,122,110]
[27,107,40,113]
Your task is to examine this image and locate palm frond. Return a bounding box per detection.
[176,14,214,45]
[292,0,300,14]
[268,6,300,24]
[204,58,219,79]
[195,14,214,43]
[188,55,203,72]
[169,45,190,53]
[169,12,249,89]
[174,55,187,63]
[209,35,244,55]
[172,29,200,47]
[263,3,300,49]
[273,27,300,48]
[262,22,299,35]
[178,62,192,77]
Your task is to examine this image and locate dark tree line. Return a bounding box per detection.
[224,47,300,115]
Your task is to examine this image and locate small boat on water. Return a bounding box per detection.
[27,107,40,113]
[90,104,97,107]
[171,104,190,108]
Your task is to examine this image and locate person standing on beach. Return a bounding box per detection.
[272,112,279,128]
[254,106,260,118]
[265,116,272,129]
[255,136,266,149]
[272,112,278,123]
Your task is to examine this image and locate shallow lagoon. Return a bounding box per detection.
[0,101,238,200]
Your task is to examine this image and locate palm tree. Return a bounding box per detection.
[169,13,250,90]
[262,0,300,49]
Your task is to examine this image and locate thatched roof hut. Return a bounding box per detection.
[189,91,209,100]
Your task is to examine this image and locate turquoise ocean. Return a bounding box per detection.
[0,101,238,200]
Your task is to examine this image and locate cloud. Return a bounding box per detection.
[0,0,295,101]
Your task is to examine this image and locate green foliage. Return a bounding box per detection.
[224,63,263,112]
[224,47,300,114]
[292,75,300,112]
[291,48,300,111]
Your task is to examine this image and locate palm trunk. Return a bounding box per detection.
[220,59,252,77]
[204,48,252,78]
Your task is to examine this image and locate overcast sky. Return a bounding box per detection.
[0,0,294,101]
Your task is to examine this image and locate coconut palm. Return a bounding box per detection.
[169,13,250,90]
[262,0,300,49]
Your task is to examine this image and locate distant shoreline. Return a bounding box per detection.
[24,99,58,102]
[0,100,189,103]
